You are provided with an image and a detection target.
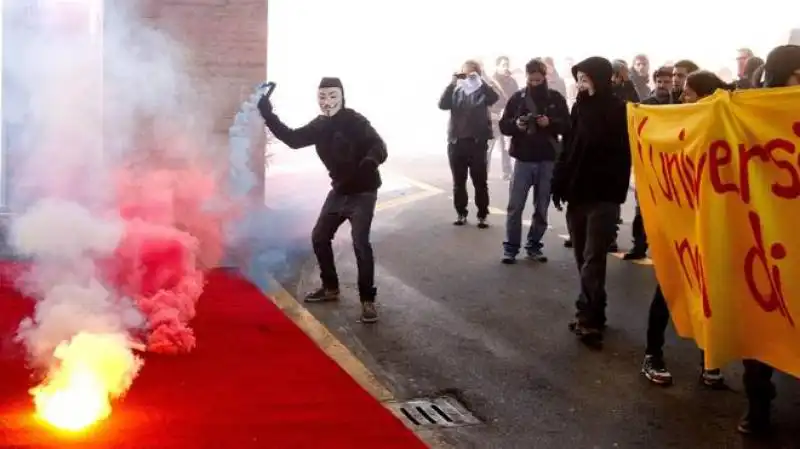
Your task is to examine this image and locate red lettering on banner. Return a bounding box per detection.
[764,139,800,200]
[674,239,711,318]
[743,211,794,326]
[709,140,739,196]
[680,152,707,208]
[708,136,800,204]
[636,117,649,163]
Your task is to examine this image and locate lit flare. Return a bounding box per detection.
[31,333,142,432]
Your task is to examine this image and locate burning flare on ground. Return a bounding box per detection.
[31,333,142,432]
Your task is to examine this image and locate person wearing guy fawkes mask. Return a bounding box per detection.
[499,58,570,264]
[439,60,499,227]
[551,56,631,345]
[257,77,387,324]
[737,44,800,437]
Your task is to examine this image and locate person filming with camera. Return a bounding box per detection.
[499,58,570,263]
[439,60,499,227]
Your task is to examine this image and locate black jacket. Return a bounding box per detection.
[262,109,387,194]
[499,86,570,162]
[553,57,631,205]
[438,82,499,141]
[613,80,640,103]
[641,90,680,105]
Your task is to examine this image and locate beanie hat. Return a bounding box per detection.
[763,45,800,87]
[319,77,345,106]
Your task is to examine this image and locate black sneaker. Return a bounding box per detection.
[571,322,603,346]
[608,242,619,253]
[501,254,516,264]
[564,239,573,248]
[453,215,467,226]
[700,369,726,389]
[477,217,489,229]
[304,287,340,303]
[359,302,378,323]
[623,250,647,260]
[525,250,548,262]
[641,355,673,385]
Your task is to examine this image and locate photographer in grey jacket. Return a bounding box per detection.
[439,60,500,227]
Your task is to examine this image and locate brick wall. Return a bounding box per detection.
[137,0,268,134]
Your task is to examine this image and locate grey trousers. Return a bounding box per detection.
[566,202,619,327]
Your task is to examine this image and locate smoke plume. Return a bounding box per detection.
[2,0,228,426]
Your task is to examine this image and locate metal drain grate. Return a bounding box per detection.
[386,396,480,429]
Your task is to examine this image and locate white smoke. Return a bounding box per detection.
[2,0,218,387]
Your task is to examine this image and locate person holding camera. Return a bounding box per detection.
[438,60,499,227]
[499,58,570,263]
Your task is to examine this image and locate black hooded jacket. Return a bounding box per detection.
[552,57,632,205]
[763,45,800,88]
[261,108,388,194]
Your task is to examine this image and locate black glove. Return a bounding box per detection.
[257,94,273,119]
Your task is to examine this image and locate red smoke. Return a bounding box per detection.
[103,167,227,354]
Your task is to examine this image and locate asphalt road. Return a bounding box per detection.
[267,151,800,449]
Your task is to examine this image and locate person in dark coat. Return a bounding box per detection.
[552,56,631,344]
[439,60,500,227]
[258,77,387,323]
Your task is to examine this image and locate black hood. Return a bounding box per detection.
[572,57,614,96]
[763,45,800,87]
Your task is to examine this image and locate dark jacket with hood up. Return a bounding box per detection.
[763,45,800,88]
[551,57,631,205]
[498,83,570,162]
[260,105,387,195]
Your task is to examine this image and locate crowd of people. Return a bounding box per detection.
[254,41,800,439]
[437,45,800,436]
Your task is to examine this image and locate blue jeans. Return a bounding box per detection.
[503,160,554,256]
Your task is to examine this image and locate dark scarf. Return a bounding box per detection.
[523,83,550,115]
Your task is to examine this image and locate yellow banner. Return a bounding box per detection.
[628,87,800,377]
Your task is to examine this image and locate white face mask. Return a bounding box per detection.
[458,73,482,95]
[318,87,343,116]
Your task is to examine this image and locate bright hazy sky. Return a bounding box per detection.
[267,0,798,153]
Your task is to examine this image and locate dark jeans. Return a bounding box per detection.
[311,190,378,302]
[566,201,619,328]
[743,359,776,408]
[448,138,489,218]
[503,160,554,255]
[645,285,670,358]
[631,194,648,252]
[646,284,709,369]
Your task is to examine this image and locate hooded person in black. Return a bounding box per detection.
[257,77,387,323]
[551,56,631,344]
[738,44,800,437]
